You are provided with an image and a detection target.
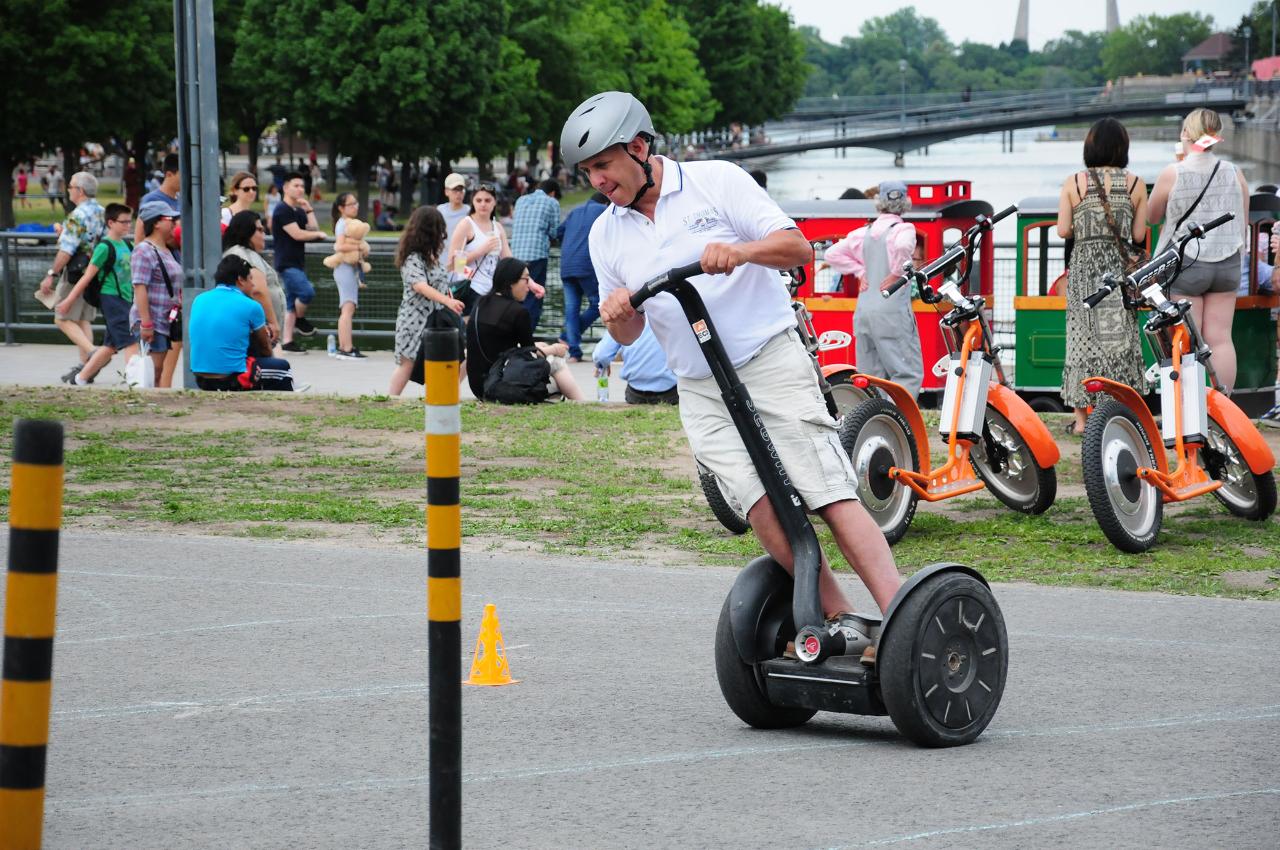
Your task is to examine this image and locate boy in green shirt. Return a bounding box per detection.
[58,203,137,386]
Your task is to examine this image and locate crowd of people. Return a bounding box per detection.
[23,104,1280,419]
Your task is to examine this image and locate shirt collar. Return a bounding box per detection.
[610,156,681,216]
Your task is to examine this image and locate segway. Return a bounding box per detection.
[630,263,1008,747]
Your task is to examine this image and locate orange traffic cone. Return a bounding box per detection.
[464,603,519,686]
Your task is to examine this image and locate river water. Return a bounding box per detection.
[765,128,1280,243]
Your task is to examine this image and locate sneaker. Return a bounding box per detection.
[292,382,312,393]
[294,316,316,336]
[335,349,366,360]
[60,364,82,384]
[1260,404,1280,429]
[282,340,307,353]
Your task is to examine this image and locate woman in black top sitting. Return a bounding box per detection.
[466,258,584,401]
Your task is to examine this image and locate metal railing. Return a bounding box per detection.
[0,232,594,347]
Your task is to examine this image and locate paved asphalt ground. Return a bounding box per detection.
[6,532,1278,849]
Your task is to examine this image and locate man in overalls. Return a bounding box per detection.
[824,180,923,398]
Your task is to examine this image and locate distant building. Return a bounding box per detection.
[1182,33,1235,75]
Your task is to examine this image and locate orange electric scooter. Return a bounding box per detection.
[1079,213,1276,552]
[842,205,1060,543]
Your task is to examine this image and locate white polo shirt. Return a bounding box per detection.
[590,156,797,379]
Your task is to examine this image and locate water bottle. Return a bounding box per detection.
[326,334,337,357]
[595,366,609,403]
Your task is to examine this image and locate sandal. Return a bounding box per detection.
[1063,420,1081,436]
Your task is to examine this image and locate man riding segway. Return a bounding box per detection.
[568,92,903,634]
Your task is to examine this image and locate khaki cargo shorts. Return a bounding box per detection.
[679,329,858,518]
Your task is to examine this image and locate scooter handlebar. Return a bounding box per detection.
[881,263,921,299]
[1084,272,1123,309]
[1188,213,1234,238]
[630,261,706,309]
[989,204,1017,226]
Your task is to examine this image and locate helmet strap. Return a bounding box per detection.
[625,139,656,208]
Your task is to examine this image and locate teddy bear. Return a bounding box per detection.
[323,217,372,273]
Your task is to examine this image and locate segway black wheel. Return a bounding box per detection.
[1202,415,1278,521]
[878,572,1007,747]
[714,595,815,729]
[970,405,1057,515]
[840,398,919,545]
[1081,399,1162,552]
[698,466,751,535]
[824,369,874,422]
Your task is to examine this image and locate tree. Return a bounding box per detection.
[671,0,808,127]
[1101,13,1215,79]
[0,0,175,228]
[217,0,278,178]
[567,0,716,135]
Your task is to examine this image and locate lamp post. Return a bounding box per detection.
[897,59,907,168]
[1244,24,1252,99]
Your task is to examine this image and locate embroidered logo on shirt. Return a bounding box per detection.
[691,319,712,342]
[683,207,721,235]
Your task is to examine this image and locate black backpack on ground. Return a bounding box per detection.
[483,346,550,404]
[82,241,117,308]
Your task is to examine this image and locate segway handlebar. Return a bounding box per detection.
[630,261,707,310]
[1084,213,1236,310]
[882,204,1016,299]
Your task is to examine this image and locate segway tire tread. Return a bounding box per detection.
[714,595,815,729]
[878,572,1008,747]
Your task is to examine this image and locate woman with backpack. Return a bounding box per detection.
[1147,107,1251,394]
[465,258,583,402]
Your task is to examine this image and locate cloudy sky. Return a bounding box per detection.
[779,0,1261,50]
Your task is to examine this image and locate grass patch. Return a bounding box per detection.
[1,386,1277,599]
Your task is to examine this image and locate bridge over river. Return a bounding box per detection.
[705,84,1248,166]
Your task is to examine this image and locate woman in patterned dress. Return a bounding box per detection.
[388,206,466,396]
[1056,118,1149,434]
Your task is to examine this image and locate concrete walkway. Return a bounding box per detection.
[0,341,613,401]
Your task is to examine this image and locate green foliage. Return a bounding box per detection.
[568,0,715,134]
[670,0,808,127]
[1100,13,1215,80]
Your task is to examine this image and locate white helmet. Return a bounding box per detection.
[560,91,656,170]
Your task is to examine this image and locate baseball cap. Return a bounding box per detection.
[879,180,908,201]
[444,173,466,190]
[138,199,179,223]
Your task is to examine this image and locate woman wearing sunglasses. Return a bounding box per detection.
[447,182,511,314]
[221,171,260,227]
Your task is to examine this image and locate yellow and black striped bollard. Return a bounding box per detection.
[424,329,461,849]
[1,420,64,850]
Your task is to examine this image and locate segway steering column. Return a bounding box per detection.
[631,263,839,662]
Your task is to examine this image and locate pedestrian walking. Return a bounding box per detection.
[57,203,136,386]
[45,166,64,209]
[510,178,561,328]
[437,172,471,241]
[129,200,184,387]
[38,171,104,380]
[388,206,466,396]
[15,167,28,208]
[272,170,327,352]
[555,191,608,361]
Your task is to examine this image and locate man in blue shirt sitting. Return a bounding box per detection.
[592,324,678,405]
[190,255,300,391]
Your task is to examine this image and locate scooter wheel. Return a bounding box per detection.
[970,405,1057,515]
[840,398,919,545]
[714,595,815,729]
[878,572,1007,747]
[698,466,751,535]
[824,369,874,422]
[1203,415,1278,521]
[1082,399,1162,552]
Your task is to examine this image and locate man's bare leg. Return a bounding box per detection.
[747,496,857,617]
[816,500,902,613]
